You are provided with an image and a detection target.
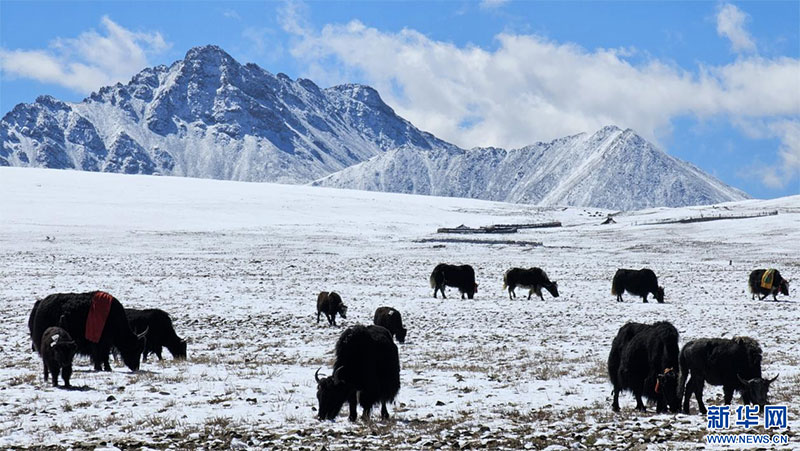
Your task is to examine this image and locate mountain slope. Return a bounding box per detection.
[313,126,748,210]
[1,45,748,209]
[0,45,454,183]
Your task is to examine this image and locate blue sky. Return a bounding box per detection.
[1,1,798,199]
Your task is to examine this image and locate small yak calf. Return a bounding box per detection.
[40,326,77,388]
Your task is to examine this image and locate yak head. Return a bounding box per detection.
[466,283,479,299]
[51,338,77,365]
[545,281,560,298]
[778,280,789,296]
[338,304,348,319]
[656,367,680,412]
[120,327,149,371]
[172,338,188,359]
[396,327,407,344]
[738,374,778,408]
[655,286,665,303]
[315,367,351,421]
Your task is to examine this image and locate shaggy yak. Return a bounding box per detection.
[430,263,478,299]
[125,308,187,361]
[608,321,680,413]
[40,326,77,388]
[31,291,147,372]
[373,307,407,344]
[748,269,790,301]
[315,325,400,421]
[503,267,559,301]
[679,337,778,414]
[611,268,665,303]
[317,291,348,326]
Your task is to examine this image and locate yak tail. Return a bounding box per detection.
[502,271,508,290]
[610,286,617,296]
[429,272,436,289]
[677,348,688,405]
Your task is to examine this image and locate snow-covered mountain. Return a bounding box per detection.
[1,45,747,209]
[313,125,748,210]
[0,45,454,183]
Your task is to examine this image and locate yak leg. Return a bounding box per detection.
[642,294,649,303]
[316,311,321,323]
[380,401,390,420]
[723,386,735,405]
[633,387,646,412]
[759,293,768,300]
[348,392,358,422]
[62,365,72,388]
[508,286,514,300]
[695,381,707,415]
[612,388,620,412]
[43,362,49,383]
[616,294,623,302]
[682,376,697,414]
[154,345,164,361]
[51,367,60,387]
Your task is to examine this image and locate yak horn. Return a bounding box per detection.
[315,368,323,383]
[333,366,345,384]
[737,374,749,385]
[769,374,779,383]
[137,327,149,339]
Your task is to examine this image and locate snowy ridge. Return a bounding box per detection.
[314,126,749,210]
[1,45,453,183]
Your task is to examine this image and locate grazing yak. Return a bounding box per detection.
[503,267,559,301]
[748,269,790,301]
[608,321,680,413]
[40,326,77,388]
[612,268,665,303]
[126,308,187,361]
[315,325,400,421]
[373,307,407,344]
[679,337,778,414]
[430,263,478,299]
[31,291,147,372]
[317,292,348,326]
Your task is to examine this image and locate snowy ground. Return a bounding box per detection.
[0,167,798,450]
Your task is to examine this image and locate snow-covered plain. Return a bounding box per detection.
[0,167,798,449]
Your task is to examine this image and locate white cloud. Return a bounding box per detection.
[716,3,756,53]
[288,20,798,146]
[480,0,509,9]
[0,16,169,93]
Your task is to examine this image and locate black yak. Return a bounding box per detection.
[373,307,407,344]
[31,291,147,372]
[611,268,665,303]
[430,263,478,299]
[315,325,400,422]
[126,308,187,361]
[503,267,559,301]
[679,337,778,414]
[40,326,77,388]
[317,291,348,326]
[748,269,789,301]
[608,321,680,413]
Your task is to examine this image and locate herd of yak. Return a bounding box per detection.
[26,263,790,423]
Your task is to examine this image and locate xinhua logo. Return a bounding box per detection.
[707,405,788,430]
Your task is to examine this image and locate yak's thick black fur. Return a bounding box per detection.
[31,292,145,372]
[611,268,665,303]
[317,291,347,326]
[373,307,407,343]
[608,321,680,413]
[679,337,777,414]
[430,263,478,299]
[503,267,559,300]
[315,325,400,422]
[126,308,187,361]
[748,269,789,301]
